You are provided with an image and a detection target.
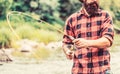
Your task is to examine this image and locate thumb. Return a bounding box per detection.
[72,39,79,43]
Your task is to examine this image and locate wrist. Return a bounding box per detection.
[87,40,94,47]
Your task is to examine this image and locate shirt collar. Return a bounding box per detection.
[78,7,102,17]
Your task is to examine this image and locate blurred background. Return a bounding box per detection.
[0,0,120,74]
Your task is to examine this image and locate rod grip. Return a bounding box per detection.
[68,36,75,41]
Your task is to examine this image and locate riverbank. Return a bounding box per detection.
[0,34,120,74]
[0,49,120,74]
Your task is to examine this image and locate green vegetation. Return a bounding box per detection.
[0,27,12,48]
[0,0,12,19]
[12,46,50,60]
[100,0,120,31]
[30,47,50,60]
[0,0,119,60]
[110,34,120,52]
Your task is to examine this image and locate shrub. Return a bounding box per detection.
[12,44,51,60]
[31,29,62,44]
[0,0,13,19]
[30,46,50,60]
[15,25,35,39]
[15,23,62,44]
[0,27,12,48]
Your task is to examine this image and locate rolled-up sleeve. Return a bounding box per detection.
[62,17,75,45]
[101,13,114,46]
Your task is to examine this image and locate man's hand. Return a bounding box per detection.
[63,44,74,60]
[66,50,74,60]
[72,38,90,49]
[72,37,111,49]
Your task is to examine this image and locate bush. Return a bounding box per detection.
[6,13,63,45]
[32,29,62,44]
[12,44,51,61]
[0,0,13,19]
[15,25,35,39]
[30,46,50,60]
[0,27,12,48]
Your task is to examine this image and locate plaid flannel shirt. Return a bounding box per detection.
[63,8,114,74]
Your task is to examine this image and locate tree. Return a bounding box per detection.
[0,0,13,19]
[59,0,82,21]
[100,0,120,32]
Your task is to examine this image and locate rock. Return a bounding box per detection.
[16,39,41,52]
[0,49,13,63]
[46,41,62,50]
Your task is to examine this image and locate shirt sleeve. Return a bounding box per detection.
[101,12,114,46]
[62,17,75,45]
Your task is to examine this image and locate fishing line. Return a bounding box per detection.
[6,11,75,63]
[6,11,75,74]
[6,11,74,41]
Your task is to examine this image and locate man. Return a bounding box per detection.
[62,0,114,74]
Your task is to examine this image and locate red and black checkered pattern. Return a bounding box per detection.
[63,8,114,74]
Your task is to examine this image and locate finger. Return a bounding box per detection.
[66,52,74,59]
[76,44,85,48]
[67,55,72,60]
[72,39,79,43]
[74,41,81,45]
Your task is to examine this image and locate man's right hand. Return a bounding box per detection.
[65,49,74,60]
[63,44,74,60]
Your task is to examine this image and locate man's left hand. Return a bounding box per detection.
[72,38,90,49]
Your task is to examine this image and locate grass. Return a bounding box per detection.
[32,29,62,44]
[110,33,120,52]
[12,45,51,61]
[0,20,63,61]
[16,25,35,39]
[0,27,12,48]
[30,47,50,60]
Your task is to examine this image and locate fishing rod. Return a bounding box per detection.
[6,11,75,61]
[6,11,75,41]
